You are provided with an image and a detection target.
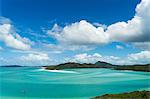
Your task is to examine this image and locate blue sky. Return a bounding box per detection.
[2,0,140,27]
[0,0,150,66]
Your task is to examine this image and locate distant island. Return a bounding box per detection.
[92,90,150,99]
[0,65,22,67]
[44,61,150,72]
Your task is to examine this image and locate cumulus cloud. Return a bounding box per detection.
[0,18,32,50]
[107,16,143,42]
[108,0,150,42]
[21,53,50,61]
[65,53,120,64]
[128,51,150,64]
[67,53,102,63]
[66,51,150,65]
[48,0,150,49]
[0,49,54,66]
[48,20,109,45]
[20,52,52,66]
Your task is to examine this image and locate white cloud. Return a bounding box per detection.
[66,53,119,64]
[20,52,53,66]
[66,51,150,65]
[0,23,32,50]
[0,49,55,66]
[128,51,150,64]
[108,0,150,42]
[48,20,109,45]
[21,53,50,61]
[47,0,150,49]
[107,16,143,42]
[68,53,102,63]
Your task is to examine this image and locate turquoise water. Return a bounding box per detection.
[0,67,150,99]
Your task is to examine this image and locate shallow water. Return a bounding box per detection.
[0,67,150,99]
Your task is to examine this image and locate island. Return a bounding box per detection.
[44,61,115,70]
[0,65,22,67]
[44,61,150,72]
[92,90,150,99]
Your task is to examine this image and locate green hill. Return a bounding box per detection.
[45,62,109,70]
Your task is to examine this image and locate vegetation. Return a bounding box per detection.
[94,61,115,68]
[45,62,105,70]
[114,64,150,72]
[44,61,150,72]
[44,61,115,70]
[92,90,150,99]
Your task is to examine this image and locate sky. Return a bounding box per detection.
[0,0,150,66]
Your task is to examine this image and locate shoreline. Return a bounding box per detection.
[40,67,78,73]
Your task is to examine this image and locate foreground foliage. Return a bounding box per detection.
[92,90,150,99]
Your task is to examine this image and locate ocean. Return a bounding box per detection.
[0,67,150,99]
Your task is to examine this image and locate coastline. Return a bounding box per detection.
[40,67,77,73]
